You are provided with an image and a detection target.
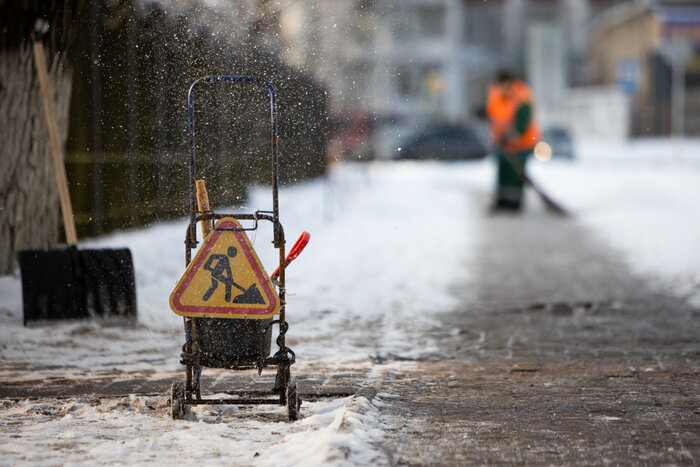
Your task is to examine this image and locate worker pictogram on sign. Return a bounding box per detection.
[169,217,280,319]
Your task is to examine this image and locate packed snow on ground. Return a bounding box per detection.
[1,394,385,466]
[0,162,479,465]
[0,162,478,372]
[1,138,699,464]
[530,138,700,306]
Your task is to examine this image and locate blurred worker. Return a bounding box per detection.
[486,70,541,211]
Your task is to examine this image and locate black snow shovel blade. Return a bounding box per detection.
[19,247,137,325]
[20,24,138,326]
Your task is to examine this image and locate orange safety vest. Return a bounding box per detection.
[486,79,540,153]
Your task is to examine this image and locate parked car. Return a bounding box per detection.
[394,123,489,161]
[540,126,574,159]
[327,113,374,161]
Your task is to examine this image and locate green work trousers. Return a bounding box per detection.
[494,148,531,210]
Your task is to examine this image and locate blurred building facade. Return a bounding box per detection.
[279,0,594,116]
[277,0,699,155]
[277,0,611,157]
[587,0,700,136]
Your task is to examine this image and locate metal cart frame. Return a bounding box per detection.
[170,76,299,420]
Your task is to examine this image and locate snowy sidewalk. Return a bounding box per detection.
[2,150,700,465]
[0,162,474,465]
[374,195,700,465]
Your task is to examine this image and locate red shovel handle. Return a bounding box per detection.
[271,231,310,279]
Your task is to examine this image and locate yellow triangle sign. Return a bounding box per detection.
[170,217,280,319]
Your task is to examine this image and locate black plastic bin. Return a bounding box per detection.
[192,317,272,368]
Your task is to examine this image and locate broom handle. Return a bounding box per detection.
[33,40,78,246]
[195,180,213,239]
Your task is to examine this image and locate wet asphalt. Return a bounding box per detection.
[373,192,700,465]
[2,190,698,466]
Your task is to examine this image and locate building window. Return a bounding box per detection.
[463,5,500,48]
[350,0,375,46]
[395,5,446,41]
[418,5,446,38]
[396,65,412,98]
[396,63,443,99]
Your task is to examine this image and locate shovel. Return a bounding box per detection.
[270,231,310,280]
[502,150,569,216]
[19,21,137,325]
[521,172,569,216]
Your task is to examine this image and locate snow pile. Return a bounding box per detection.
[0,394,386,466]
[530,138,700,305]
[254,394,386,466]
[262,162,481,362]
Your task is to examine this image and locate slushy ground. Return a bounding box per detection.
[1,139,699,465]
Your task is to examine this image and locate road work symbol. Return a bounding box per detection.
[202,247,264,304]
[169,217,280,319]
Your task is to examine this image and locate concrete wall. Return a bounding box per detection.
[567,86,631,141]
[588,7,660,103]
[527,23,567,127]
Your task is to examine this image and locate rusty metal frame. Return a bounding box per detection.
[176,76,295,414]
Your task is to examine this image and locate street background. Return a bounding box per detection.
[2,140,700,464]
[2,0,700,464]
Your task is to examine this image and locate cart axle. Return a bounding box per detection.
[187,398,281,405]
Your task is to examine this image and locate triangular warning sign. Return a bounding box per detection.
[169,217,280,319]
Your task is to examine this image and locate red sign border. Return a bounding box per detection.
[170,218,280,318]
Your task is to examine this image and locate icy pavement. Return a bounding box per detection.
[1,162,476,465]
[375,192,699,465]
[2,139,700,464]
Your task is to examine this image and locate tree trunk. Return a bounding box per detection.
[0,43,73,275]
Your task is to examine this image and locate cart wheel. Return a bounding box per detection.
[286,378,301,421]
[170,381,186,420]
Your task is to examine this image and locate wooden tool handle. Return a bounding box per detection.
[33,40,78,245]
[195,180,213,238]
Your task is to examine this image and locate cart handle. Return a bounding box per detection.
[186,76,281,246]
[271,232,310,280]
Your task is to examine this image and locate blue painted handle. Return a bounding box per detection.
[186,75,280,243]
